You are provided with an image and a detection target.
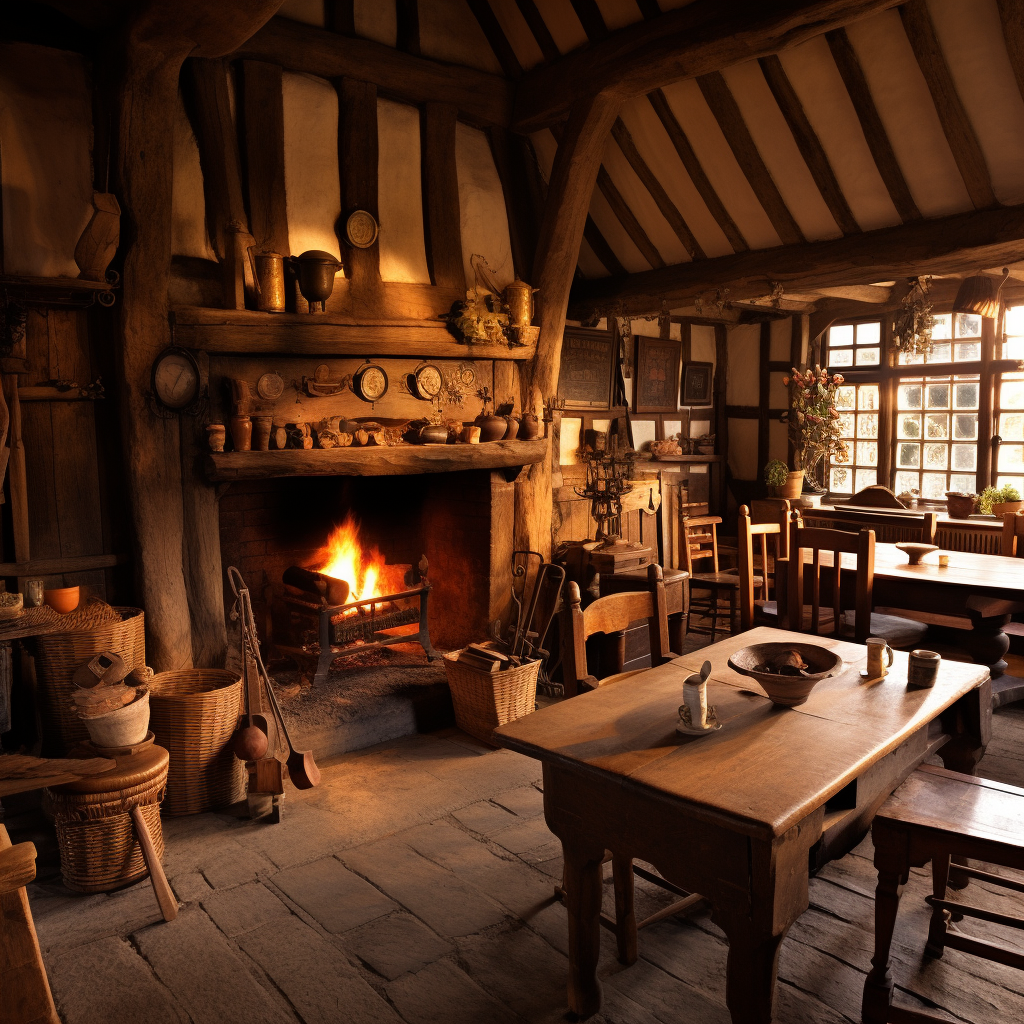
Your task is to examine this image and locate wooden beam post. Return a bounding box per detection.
[788,314,808,469]
[423,102,465,293]
[757,320,771,476]
[714,324,729,514]
[516,90,621,556]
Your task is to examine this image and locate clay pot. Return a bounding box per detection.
[475,413,507,443]
[993,500,1024,517]
[781,471,805,500]
[229,415,252,451]
[205,423,226,452]
[518,413,541,441]
[252,415,273,451]
[503,415,520,440]
[946,491,975,518]
[45,586,80,615]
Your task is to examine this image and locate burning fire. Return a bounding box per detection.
[315,514,385,602]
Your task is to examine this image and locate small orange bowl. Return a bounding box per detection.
[44,586,80,614]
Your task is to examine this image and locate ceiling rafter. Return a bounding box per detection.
[596,166,666,269]
[569,0,608,43]
[647,89,748,253]
[512,0,905,132]
[697,71,805,246]
[568,199,1024,318]
[584,215,627,276]
[466,0,523,78]
[898,0,996,210]
[998,0,1024,101]
[758,54,860,235]
[825,28,921,222]
[512,0,560,64]
[610,118,706,260]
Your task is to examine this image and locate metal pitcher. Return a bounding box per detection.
[247,247,287,312]
[504,278,538,328]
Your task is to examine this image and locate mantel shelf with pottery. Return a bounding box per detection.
[170,306,535,361]
[203,438,549,481]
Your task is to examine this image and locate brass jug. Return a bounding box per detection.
[504,278,538,328]
[248,247,287,312]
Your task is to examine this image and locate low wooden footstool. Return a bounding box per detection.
[863,764,1024,1024]
[44,732,177,921]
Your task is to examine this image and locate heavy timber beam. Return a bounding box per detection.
[568,202,1024,319]
[113,0,281,672]
[513,0,904,132]
[236,16,513,128]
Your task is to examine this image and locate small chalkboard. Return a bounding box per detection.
[558,328,616,409]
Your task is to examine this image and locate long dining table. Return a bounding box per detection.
[495,626,991,1024]
[803,541,1024,705]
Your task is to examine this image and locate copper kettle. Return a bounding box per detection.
[247,247,287,312]
[292,250,343,313]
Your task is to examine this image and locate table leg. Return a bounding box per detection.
[961,612,1010,678]
[717,915,786,1024]
[611,853,637,966]
[862,820,907,1024]
[938,678,991,777]
[562,837,606,1019]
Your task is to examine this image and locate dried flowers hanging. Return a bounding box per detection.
[892,277,936,358]
[785,365,849,489]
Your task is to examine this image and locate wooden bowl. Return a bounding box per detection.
[44,586,80,614]
[728,642,843,707]
[895,542,939,565]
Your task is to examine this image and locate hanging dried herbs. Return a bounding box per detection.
[892,277,936,358]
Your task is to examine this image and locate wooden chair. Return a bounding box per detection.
[801,506,938,545]
[738,504,787,631]
[787,513,929,647]
[559,563,703,963]
[863,765,1024,1024]
[682,516,756,641]
[1002,510,1024,556]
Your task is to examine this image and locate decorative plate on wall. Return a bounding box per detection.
[256,372,284,401]
[412,364,443,400]
[346,210,379,249]
[152,347,200,410]
[353,362,388,402]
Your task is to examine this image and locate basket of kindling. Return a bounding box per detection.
[443,650,541,744]
[148,669,246,815]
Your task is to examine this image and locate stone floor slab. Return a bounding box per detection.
[450,800,518,835]
[340,912,453,981]
[201,880,292,937]
[386,959,519,1024]
[489,816,556,855]
[200,840,276,889]
[491,785,544,818]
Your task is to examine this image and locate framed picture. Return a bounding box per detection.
[634,336,681,413]
[557,327,616,409]
[681,361,714,406]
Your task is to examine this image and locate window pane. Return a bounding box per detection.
[856,413,878,438]
[924,443,948,469]
[951,445,976,471]
[925,413,948,439]
[897,414,921,439]
[955,313,981,338]
[1006,337,1024,360]
[954,342,980,361]
[838,412,855,437]
[899,350,926,365]
[1006,305,1024,335]
[830,467,852,493]
[829,324,853,346]
[954,382,978,409]
[858,385,879,410]
[898,443,921,468]
[953,414,978,440]
[997,475,1024,494]
[921,473,948,498]
[950,474,976,493]
[899,384,923,409]
[1000,413,1024,441]
[1000,444,1024,472]
[926,384,950,408]
[895,471,919,495]
[856,347,880,365]
[928,343,952,363]
[830,348,853,366]
[856,322,880,345]
[931,313,952,340]
[856,441,878,466]
[855,468,878,491]
[835,386,856,410]
[1002,380,1024,409]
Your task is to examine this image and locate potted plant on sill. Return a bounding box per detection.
[763,458,802,499]
[978,484,1023,517]
[786,365,849,494]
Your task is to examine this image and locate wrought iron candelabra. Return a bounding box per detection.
[574,434,637,545]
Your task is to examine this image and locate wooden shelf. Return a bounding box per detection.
[647,454,722,464]
[203,439,549,481]
[0,554,127,576]
[172,306,535,361]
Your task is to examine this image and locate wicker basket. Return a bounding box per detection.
[148,669,246,815]
[33,606,146,754]
[443,652,540,744]
[45,738,168,893]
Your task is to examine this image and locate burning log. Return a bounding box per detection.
[283,565,350,606]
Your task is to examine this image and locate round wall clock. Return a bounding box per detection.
[413,364,443,401]
[354,362,388,402]
[256,372,284,401]
[346,210,379,249]
[152,347,200,410]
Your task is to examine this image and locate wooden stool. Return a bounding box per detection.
[44,732,177,921]
[863,765,1024,1024]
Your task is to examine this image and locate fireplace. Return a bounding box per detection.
[218,469,515,662]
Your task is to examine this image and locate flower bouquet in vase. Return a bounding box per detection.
[786,366,849,494]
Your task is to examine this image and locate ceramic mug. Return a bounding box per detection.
[908,649,941,689]
[865,637,894,679]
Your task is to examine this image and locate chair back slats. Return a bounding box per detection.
[801,508,937,545]
[682,516,722,575]
[1002,511,1024,558]
[787,511,876,643]
[738,505,789,631]
[582,591,654,638]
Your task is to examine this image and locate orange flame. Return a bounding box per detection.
[315,514,385,602]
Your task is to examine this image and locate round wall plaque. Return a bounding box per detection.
[256,372,284,401]
[152,347,200,410]
[413,364,443,400]
[346,210,379,249]
[354,362,388,402]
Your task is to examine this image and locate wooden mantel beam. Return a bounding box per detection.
[235,16,513,128]
[513,0,903,132]
[568,201,1024,318]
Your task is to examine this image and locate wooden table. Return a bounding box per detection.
[805,543,1024,704]
[495,626,991,1024]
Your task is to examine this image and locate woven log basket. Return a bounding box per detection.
[443,652,540,744]
[33,606,146,755]
[148,669,246,816]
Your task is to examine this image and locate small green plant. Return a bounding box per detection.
[977,484,1022,515]
[763,459,789,488]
